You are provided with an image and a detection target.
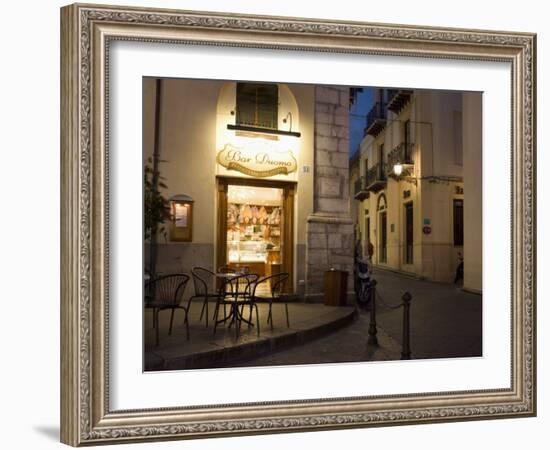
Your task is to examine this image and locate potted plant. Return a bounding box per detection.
[144,157,171,279]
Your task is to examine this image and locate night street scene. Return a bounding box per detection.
[143,78,482,371]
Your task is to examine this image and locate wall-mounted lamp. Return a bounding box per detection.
[282,112,293,133]
[393,163,403,176]
[392,163,417,185]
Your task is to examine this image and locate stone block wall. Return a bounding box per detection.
[306,216,355,295]
[306,86,354,299]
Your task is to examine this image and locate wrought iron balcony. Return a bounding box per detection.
[386,89,413,113]
[354,176,370,201]
[387,142,414,176]
[228,103,301,137]
[364,102,387,137]
[366,162,387,192]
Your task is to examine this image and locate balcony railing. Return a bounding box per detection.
[386,89,413,113]
[387,142,414,175]
[364,102,387,137]
[366,162,387,192]
[235,104,277,130]
[354,176,370,201]
[228,104,301,137]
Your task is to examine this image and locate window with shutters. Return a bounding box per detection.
[236,83,278,130]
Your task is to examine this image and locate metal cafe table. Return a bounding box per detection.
[213,272,260,338]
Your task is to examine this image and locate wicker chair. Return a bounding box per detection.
[144,274,190,346]
[251,273,291,330]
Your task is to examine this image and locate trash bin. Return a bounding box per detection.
[323,269,349,306]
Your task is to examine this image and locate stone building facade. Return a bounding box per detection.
[306,86,354,298]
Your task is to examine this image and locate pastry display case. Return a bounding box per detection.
[226,202,282,275]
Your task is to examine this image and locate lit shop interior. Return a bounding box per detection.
[226,185,284,277]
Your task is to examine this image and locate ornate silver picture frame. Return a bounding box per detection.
[60,3,536,446]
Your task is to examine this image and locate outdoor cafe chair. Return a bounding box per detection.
[190,267,222,328]
[213,273,260,338]
[251,272,290,330]
[144,273,190,346]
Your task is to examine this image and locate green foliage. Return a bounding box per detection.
[144,157,171,241]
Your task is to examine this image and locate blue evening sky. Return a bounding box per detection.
[349,87,375,157]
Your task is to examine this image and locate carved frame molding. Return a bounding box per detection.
[61,3,536,446]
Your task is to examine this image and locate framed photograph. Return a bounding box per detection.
[60,3,536,446]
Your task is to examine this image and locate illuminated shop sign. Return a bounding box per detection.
[217,144,297,178]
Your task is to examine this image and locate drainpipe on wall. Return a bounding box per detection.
[148,78,163,279]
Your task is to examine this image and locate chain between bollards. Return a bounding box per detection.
[401,292,412,360]
[365,285,412,360]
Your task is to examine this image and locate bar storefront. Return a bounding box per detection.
[143,77,354,299]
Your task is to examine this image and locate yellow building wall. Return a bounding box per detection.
[353,90,480,287]
[463,93,483,293]
[143,78,314,290]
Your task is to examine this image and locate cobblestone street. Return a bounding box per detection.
[373,268,482,359]
[231,309,401,368]
[230,268,482,367]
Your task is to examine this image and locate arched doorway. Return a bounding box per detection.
[377,193,388,264]
[215,82,300,292]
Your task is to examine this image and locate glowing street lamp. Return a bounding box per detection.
[393,163,403,176]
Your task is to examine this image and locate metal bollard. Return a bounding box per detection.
[367,280,378,346]
[401,292,412,360]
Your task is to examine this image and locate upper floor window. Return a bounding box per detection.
[236,83,278,130]
[453,199,464,246]
[404,119,411,146]
[404,119,412,162]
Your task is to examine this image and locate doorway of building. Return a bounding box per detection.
[365,215,371,252]
[217,178,295,291]
[404,201,414,264]
[379,211,387,263]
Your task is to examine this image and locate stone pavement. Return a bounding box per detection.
[372,267,483,360]
[230,309,402,368]
[144,302,358,371]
